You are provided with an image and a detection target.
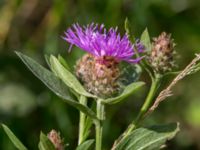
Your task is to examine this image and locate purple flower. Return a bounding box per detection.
[63,23,144,63]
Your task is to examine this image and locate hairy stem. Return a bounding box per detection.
[78,95,87,145]
[95,100,104,150]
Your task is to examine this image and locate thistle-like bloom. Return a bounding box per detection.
[63,23,144,98]
[63,23,143,63]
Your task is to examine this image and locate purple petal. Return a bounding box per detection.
[63,23,144,63]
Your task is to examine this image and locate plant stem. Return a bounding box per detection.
[112,75,161,149]
[78,95,87,145]
[95,100,104,150]
[126,75,160,134]
[137,75,161,122]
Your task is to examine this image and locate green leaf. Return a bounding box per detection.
[44,54,51,69]
[140,28,151,52]
[82,101,96,141]
[45,54,70,71]
[82,116,93,141]
[58,54,71,70]
[16,52,98,120]
[102,82,145,105]
[49,55,96,98]
[76,139,94,150]
[2,124,28,150]
[114,123,179,150]
[38,132,55,150]
[124,18,135,42]
[124,18,130,37]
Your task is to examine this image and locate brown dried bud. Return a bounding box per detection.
[76,54,120,98]
[149,32,176,73]
[47,130,64,150]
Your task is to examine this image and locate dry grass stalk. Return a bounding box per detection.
[147,53,200,115]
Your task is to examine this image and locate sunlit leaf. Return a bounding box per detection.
[140,28,151,52]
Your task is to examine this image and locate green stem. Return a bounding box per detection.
[113,75,161,149]
[78,95,87,145]
[135,75,161,124]
[95,100,104,150]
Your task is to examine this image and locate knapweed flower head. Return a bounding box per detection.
[63,23,144,98]
[149,32,176,74]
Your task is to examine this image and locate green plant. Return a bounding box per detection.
[2,20,200,150]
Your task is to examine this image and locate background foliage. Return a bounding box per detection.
[0,0,200,149]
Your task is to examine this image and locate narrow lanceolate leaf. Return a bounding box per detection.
[49,55,96,98]
[2,124,28,150]
[113,122,179,150]
[124,18,131,38]
[76,139,94,150]
[82,117,93,142]
[140,28,151,52]
[58,54,71,70]
[102,82,145,105]
[45,54,71,71]
[38,132,55,150]
[44,54,51,69]
[16,52,97,120]
[124,18,135,42]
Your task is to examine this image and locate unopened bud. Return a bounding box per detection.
[47,130,64,150]
[149,32,176,73]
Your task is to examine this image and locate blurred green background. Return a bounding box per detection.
[0,0,200,149]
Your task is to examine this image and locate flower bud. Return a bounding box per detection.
[149,32,176,73]
[47,130,64,150]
